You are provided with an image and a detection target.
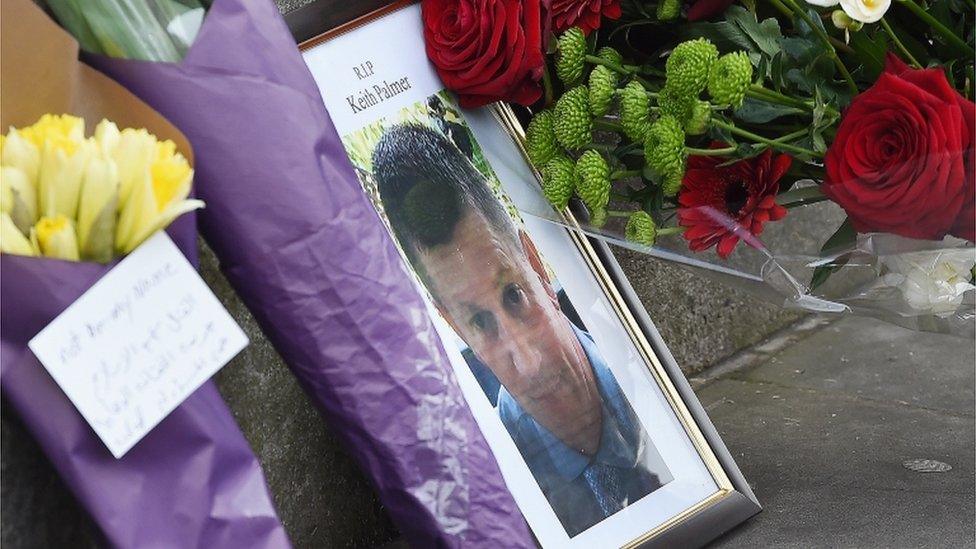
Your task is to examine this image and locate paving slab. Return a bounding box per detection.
[732,318,975,416]
[701,318,975,548]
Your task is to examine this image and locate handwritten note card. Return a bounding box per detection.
[29,232,248,458]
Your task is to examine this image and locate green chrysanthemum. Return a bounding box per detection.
[556,27,587,86]
[708,51,753,108]
[644,115,686,177]
[575,150,611,211]
[658,85,694,123]
[588,65,617,117]
[541,155,578,209]
[661,170,684,196]
[684,100,712,135]
[596,46,623,67]
[524,110,559,168]
[625,211,657,246]
[619,80,651,142]
[657,0,681,20]
[664,38,718,96]
[553,86,592,149]
[589,207,608,228]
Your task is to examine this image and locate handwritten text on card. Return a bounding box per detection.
[29,232,248,458]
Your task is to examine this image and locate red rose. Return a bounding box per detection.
[552,0,621,34]
[422,0,545,108]
[822,53,975,242]
[678,147,791,259]
[686,0,735,21]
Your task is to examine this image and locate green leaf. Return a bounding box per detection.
[848,28,888,80]
[778,36,818,61]
[683,21,757,54]
[882,17,930,67]
[734,97,804,123]
[725,6,784,58]
[809,218,855,291]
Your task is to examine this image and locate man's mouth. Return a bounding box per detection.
[523,372,563,401]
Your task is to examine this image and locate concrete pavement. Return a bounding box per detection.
[702,316,975,548]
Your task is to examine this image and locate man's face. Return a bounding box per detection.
[419,208,585,406]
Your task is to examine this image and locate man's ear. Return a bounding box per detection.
[519,230,558,304]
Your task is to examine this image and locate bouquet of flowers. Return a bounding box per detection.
[0,2,287,546]
[43,0,535,546]
[1,114,203,262]
[421,0,975,334]
[44,0,209,61]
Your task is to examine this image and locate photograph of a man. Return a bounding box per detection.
[372,123,672,537]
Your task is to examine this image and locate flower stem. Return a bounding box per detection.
[772,128,811,143]
[747,85,814,111]
[657,226,686,236]
[767,0,794,19]
[777,0,858,96]
[637,66,666,77]
[610,191,632,201]
[607,210,632,218]
[776,186,830,208]
[685,146,738,156]
[880,18,922,68]
[615,141,644,156]
[897,0,975,58]
[584,142,617,153]
[712,119,823,157]
[611,169,642,179]
[593,118,625,133]
[585,55,631,75]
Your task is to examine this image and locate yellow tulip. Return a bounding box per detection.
[35,215,80,261]
[0,166,37,234]
[116,138,201,254]
[77,152,119,262]
[0,213,35,257]
[113,128,157,206]
[2,129,41,184]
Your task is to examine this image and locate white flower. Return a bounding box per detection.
[839,0,890,23]
[881,250,976,314]
[806,0,890,23]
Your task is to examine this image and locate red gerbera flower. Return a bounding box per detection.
[552,0,622,34]
[678,147,792,258]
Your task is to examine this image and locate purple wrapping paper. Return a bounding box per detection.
[0,215,290,548]
[88,0,534,546]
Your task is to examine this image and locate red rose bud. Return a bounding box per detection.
[823,53,975,242]
[552,0,622,34]
[421,0,545,108]
[686,0,736,21]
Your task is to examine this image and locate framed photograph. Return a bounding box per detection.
[294,3,760,546]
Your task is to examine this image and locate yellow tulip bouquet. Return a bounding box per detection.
[1,114,203,263]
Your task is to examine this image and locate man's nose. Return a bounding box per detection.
[498,319,542,376]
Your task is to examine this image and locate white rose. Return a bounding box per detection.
[881,250,976,314]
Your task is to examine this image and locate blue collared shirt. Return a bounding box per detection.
[497,325,669,537]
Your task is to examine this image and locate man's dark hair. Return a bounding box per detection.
[372,124,519,288]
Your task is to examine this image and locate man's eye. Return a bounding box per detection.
[503,283,524,308]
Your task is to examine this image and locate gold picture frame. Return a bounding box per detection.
[292,3,760,546]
